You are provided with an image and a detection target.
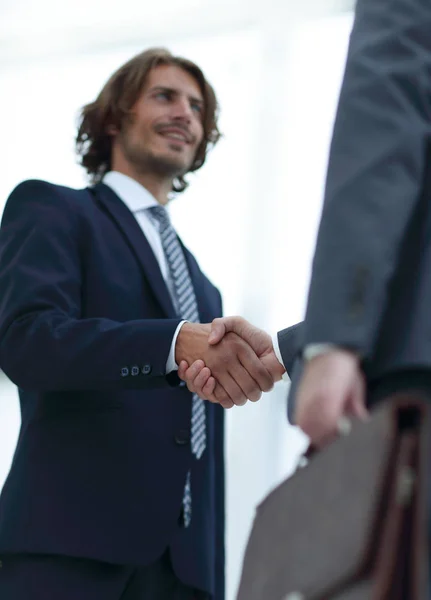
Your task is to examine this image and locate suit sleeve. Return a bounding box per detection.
[303,0,431,357]
[277,322,303,376]
[0,180,182,392]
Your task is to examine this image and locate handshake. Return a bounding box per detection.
[174,316,286,409]
[178,316,369,449]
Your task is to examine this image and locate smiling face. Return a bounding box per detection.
[111,64,205,186]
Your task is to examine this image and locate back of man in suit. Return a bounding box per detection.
[182,0,431,436]
[175,2,431,594]
[0,48,283,600]
[282,0,431,444]
[274,1,431,591]
[176,4,431,594]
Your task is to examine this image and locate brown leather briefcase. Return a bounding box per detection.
[236,393,430,600]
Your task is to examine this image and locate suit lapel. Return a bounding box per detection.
[91,183,176,318]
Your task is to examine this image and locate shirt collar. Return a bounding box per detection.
[103,171,160,214]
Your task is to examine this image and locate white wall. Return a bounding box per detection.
[0,10,353,599]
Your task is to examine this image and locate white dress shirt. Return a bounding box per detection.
[272,334,291,382]
[103,171,184,373]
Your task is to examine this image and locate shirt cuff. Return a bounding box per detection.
[166,320,188,373]
[303,343,339,361]
[272,333,291,383]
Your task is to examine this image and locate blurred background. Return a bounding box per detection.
[0,0,354,597]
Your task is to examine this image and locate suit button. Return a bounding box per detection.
[131,365,139,376]
[142,364,152,375]
[174,430,191,446]
[121,367,129,377]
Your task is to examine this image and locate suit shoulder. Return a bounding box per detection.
[5,179,91,216]
[8,179,89,199]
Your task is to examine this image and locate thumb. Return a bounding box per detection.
[208,317,242,345]
[350,373,369,421]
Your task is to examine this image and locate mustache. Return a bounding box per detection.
[155,122,195,144]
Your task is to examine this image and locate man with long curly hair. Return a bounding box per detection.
[0,48,284,600]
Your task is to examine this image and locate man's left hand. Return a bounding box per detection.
[294,349,368,448]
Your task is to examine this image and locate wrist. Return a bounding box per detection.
[175,322,211,365]
[306,346,361,367]
[303,343,361,363]
[166,321,188,373]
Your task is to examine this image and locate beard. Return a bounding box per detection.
[118,129,194,179]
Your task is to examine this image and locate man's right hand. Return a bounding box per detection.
[295,349,368,448]
[176,318,285,407]
[209,317,284,377]
[175,321,276,408]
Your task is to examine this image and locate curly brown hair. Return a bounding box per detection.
[76,48,221,193]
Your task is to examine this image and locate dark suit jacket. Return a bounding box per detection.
[0,180,225,599]
[278,0,431,419]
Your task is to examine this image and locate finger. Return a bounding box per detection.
[228,363,262,402]
[183,360,206,392]
[208,350,249,405]
[261,352,286,382]
[191,375,223,406]
[178,360,190,380]
[212,374,246,406]
[302,415,339,449]
[296,388,342,447]
[192,367,213,399]
[213,383,235,409]
[185,360,205,381]
[220,373,248,406]
[202,376,216,399]
[238,346,273,393]
[208,318,228,345]
[314,399,353,448]
[315,430,339,449]
[351,399,369,421]
[208,316,247,345]
[350,374,369,421]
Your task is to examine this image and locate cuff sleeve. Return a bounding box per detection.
[303,343,340,361]
[272,333,291,383]
[303,343,362,362]
[166,320,187,373]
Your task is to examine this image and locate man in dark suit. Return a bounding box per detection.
[277,0,431,445]
[178,2,431,593]
[178,0,431,446]
[0,48,284,600]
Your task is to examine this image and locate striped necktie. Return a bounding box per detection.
[148,205,206,527]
